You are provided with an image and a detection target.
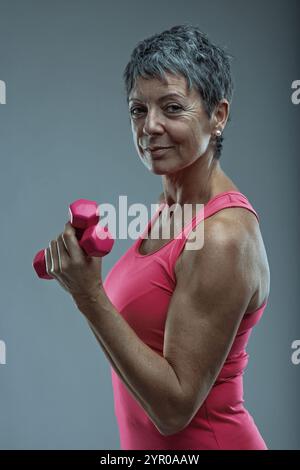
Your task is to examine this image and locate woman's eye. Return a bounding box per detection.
[165,104,182,113]
[129,104,182,117]
[130,107,143,116]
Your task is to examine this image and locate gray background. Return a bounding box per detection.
[0,0,299,450]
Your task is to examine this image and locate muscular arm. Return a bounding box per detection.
[162,218,255,431]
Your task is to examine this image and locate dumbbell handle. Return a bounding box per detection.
[32,228,83,280]
[33,199,114,280]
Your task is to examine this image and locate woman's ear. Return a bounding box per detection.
[212,99,230,131]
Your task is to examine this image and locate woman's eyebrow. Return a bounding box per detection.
[129,92,186,103]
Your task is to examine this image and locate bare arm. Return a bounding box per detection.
[86,193,167,403]
[162,217,255,432]
[77,292,183,436]
[86,318,159,413]
[79,193,183,434]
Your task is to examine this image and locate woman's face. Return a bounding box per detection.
[128,72,219,175]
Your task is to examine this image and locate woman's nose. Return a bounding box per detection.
[142,109,164,135]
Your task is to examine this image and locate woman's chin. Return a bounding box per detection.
[151,168,166,175]
[149,164,176,175]
[143,157,179,175]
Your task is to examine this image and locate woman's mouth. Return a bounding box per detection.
[147,147,173,157]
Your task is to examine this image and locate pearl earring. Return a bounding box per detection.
[215,129,222,137]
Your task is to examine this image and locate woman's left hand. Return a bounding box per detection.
[45,221,103,303]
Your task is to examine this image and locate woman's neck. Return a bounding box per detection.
[161,159,238,207]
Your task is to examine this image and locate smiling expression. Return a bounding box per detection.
[128,72,217,174]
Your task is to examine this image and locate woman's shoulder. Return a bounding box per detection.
[204,207,270,312]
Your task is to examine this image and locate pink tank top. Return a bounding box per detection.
[103,191,268,450]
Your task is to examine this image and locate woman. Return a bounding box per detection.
[46,24,270,450]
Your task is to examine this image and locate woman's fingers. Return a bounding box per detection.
[49,239,60,274]
[44,247,54,278]
[45,244,70,293]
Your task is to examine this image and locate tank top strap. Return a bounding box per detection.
[167,191,260,279]
[189,191,259,232]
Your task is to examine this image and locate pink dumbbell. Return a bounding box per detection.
[33,199,114,279]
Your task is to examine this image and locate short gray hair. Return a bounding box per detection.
[123,24,234,160]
